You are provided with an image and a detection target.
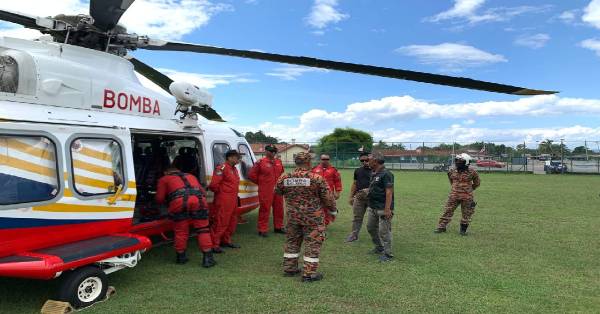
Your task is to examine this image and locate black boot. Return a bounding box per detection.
[202,251,216,268]
[176,252,189,264]
[301,272,324,283]
[434,227,447,233]
[460,224,469,236]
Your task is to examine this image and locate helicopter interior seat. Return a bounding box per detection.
[134,146,171,221]
[172,147,199,176]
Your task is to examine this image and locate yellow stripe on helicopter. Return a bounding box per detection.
[73,159,114,176]
[5,138,55,161]
[32,203,133,213]
[78,146,112,162]
[0,155,56,177]
[62,188,137,202]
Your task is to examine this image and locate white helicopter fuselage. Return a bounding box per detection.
[0,36,258,280]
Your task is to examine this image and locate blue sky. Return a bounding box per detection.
[1,0,600,145]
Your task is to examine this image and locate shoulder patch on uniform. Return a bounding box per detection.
[283,178,311,187]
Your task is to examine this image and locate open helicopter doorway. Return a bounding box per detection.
[131,133,206,224]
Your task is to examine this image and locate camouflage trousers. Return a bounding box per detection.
[350,189,369,236]
[283,221,326,277]
[437,195,476,228]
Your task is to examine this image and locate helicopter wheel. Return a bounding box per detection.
[57,266,108,309]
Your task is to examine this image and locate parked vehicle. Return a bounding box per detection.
[475,159,505,168]
[544,161,568,174]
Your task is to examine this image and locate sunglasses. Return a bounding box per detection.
[360,159,369,162]
[321,158,330,161]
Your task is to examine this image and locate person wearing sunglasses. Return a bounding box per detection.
[311,154,342,225]
[345,152,372,243]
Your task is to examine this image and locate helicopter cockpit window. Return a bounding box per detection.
[238,144,254,178]
[0,135,59,206]
[0,55,18,94]
[212,143,230,169]
[70,138,124,197]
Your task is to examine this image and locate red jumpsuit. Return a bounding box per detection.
[208,163,240,247]
[156,172,212,253]
[312,164,342,225]
[249,157,285,233]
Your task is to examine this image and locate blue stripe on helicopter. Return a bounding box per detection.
[0,218,102,229]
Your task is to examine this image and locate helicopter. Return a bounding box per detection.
[0,0,556,309]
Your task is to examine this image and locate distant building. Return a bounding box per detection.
[250,143,311,166]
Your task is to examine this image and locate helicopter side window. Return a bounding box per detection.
[238,144,254,178]
[212,143,230,169]
[0,55,18,94]
[70,138,125,197]
[0,134,60,206]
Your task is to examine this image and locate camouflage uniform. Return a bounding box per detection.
[275,154,334,277]
[437,167,481,229]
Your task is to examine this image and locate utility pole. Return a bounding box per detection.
[560,138,565,174]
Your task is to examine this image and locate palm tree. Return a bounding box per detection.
[539,139,554,154]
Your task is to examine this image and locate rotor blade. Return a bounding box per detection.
[191,106,226,122]
[0,9,46,30]
[90,0,136,31]
[142,42,558,96]
[126,56,225,122]
[127,56,173,93]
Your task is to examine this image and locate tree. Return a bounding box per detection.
[374,140,405,150]
[573,146,588,155]
[244,130,279,144]
[316,128,373,158]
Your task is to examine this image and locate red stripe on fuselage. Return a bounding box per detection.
[0,219,132,259]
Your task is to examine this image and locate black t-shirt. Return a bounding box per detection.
[367,167,395,210]
[353,166,372,190]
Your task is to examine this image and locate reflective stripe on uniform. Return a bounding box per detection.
[284,253,300,259]
[303,256,319,263]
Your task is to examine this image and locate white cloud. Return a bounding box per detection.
[0,27,45,40]
[305,0,348,30]
[426,0,551,26]
[559,10,579,24]
[136,68,257,97]
[0,0,231,41]
[159,68,257,89]
[428,0,485,22]
[514,33,551,49]
[233,95,600,142]
[395,43,506,71]
[372,125,600,144]
[583,0,600,29]
[580,38,600,56]
[266,65,328,80]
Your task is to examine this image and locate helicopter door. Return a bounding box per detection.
[130,133,205,224]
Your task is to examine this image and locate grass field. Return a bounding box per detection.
[1,171,599,313]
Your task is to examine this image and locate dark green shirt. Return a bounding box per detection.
[367,167,394,210]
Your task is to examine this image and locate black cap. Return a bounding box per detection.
[225,149,240,158]
[265,144,278,153]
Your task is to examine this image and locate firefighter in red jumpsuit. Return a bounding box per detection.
[156,165,216,267]
[312,154,342,225]
[249,144,285,237]
[209,150,241,253]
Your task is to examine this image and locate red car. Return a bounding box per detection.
[476,159,505,168]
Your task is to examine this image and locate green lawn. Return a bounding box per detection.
[1,171,599,313]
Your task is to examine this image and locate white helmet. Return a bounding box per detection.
[455,153,472,164]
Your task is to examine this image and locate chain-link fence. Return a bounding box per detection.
[249,140,600,174]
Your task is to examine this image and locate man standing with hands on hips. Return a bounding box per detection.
[366,153,395,262]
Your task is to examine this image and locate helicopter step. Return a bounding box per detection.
[0,233,151,280]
